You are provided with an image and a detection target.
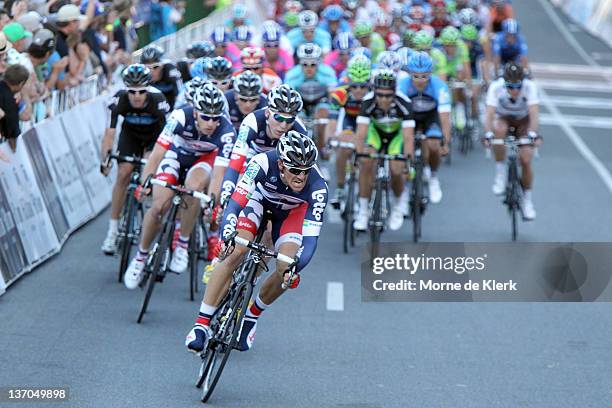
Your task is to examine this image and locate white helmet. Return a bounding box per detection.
[277,130,318,169]
[298,10,319,28]
[297,43,322,61]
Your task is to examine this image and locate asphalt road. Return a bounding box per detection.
[2,1,612,407]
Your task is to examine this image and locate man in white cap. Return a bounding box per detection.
[55,4,85,59]
[17,11,44,34]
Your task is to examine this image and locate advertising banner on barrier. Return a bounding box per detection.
[31,119,93,234]
[0,139,59,266]
[60,104,112,214]
[0,166,28,286]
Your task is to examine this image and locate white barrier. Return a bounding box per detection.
[551,0,612,49]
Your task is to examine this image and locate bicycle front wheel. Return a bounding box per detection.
[343,172,356,254]
[118,193,137,282]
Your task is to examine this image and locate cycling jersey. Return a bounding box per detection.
[287,27,332,54]
[369,32,387,62]
[399,75,451,138]
[323,50,349,77]
[155,106,236,184]
[486,77,539,121]
[441,40,470,78]
[221,149,328,272]
[319,20,352,38]
[492,33,528,65]
[224,90,267,131]
[465,40,485,78]
[108,87,169,135]
[430,17,451,37]
[329,85,363,132]
[151,62,182,109]
[232,68,282,94]
[262,48,294,80]
[220,108,307,203]
[429,47,449,78]
[285,63,338,90]
[217,42,242,67]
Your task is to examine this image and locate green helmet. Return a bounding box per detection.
[446,1,456,13]
[440,26,460,46]
[461,24,478,42]
[284,12,299,28]
[413,30,434,51]
[347,54,372,83]
[353,21,373,38]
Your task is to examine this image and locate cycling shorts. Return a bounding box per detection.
[495,115,530,138]
[117,130,156,161]
[414,110,443,139]
[155,145,218,185]
[366,124,403,154]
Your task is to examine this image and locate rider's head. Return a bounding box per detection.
[297,43,322,79]
[353,20,373,47]
[347,54,371,99]
[232,25,252,50]
[209,26,230,57]
[266,85,303,138]
[192,83,225,135]
[461,24,479,43]
[407,51,433,89]
[262,21,282,58]
[503,62,524,97]
[298,10,318,41]
[413,30,434,52]
[205,56,233,92]
[233,70,262,115]
[323,5,343,32]
[334,32,355,64]
[240,46,265,76]
[439,25,460,56]
[502,18,519,43]
[373,68,396,110]
[122,64,151,108]
[183,77,206,105]
[276,130,318,192]
[140,45,164,81]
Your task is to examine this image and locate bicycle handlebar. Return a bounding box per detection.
[328,140,356,150]
[102,152,148,168]
[355,152,409,161]
[490,137,533,146]
[150,178,212,203]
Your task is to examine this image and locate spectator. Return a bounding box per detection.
[27,29,63,92]
[17,11,44,34]
[0,64,29,151]
[0,10,11,31]
[55,4,85,58]
[0,33,10,78]
[149,0,184,41]
[80,0,108,76]
[3,22,31,53]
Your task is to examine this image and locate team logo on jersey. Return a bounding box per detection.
[270,176,277,182]
[242,162,260,184]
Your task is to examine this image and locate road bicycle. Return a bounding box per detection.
[328,139,358,253]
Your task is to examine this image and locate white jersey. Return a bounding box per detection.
[486,77,539,120]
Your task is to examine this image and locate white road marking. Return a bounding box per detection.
[542,95,612,110]
[540,113,612,129]
[530,62,612,76]
[540,88,612,194]
[592,52,612,61]
[536,79,612,93]
[326,282,344,311]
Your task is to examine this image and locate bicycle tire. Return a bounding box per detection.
[507,161,520,241]
[412,162,422,243]
[343,171,356,254]
[200,280,253,403]
[189,225,200,301]
[370,179,383,247]
[137,206,177,323]
[118,192,137,282]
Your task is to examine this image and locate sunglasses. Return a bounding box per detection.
[375,92,394,99]
[286,166,310,175]
[412,74,430,80]
[244,65,263,71]
[350,83,369,89]
[505,82,523,89]
[211,79,231,87]
[198,113,222,122]
[128,89,147,95]
[264,42,279,48]
[272,113,296,123]
[147,64,162,70]
[301,62,318,68]
[238,96,260,103]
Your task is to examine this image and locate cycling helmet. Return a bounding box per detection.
[446,0,457,13]
[323,5,344,21]
[205,56,233,79]
[140,45,164,64]
[186,41,214,60]
[407,51,433,74]
[502,18,519,35]
[232,3,247,20]
[409,6,425,22]
[267,84,303,114]
[233,25,252,43]
[122,64,152,87]
[374,10,392,27]
[277,130,318,170]
[353,20,373,38]
[396,47,413,71]
[343,0,359,11]
[373,68,397,90]
[440,26,460,46]
[297,43,322,61]
[262,20,282,43]
[461,24,479,41]
[210,26,229,45]
[347,54,371,83]
[298,10,318,29]
[503,62,524,83]
[391,4,403,20]
[458,8,478,26]
[285,0,302,13]
[412,29,434,50]
[184,77,206,104]
[376,51,401,72]
[351,46,372,59]
[28,28,56,55]
[284,12,299,28]
[333,32,355,52]
[189,57,209,79]
[240,46,265,67]
[233,70,263,97]
[193,83,225,115]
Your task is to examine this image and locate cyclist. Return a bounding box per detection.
[140,45,182,110]
[224,3,252,32]
[484,62,540,220]
[373,10,400,48]
[100,64,170,255]
[186,131,327,353]
[260,21,294,80]
[492,18,529,74]
[325,54,371,208]
[225,70,267,131]
[232,25,254,51]
[205,56,233,92]
[287,10,332,56]
[324,32,356,77]
[353,20,385,62]
[210,26,241,66]
[376,50,409,89]
[488,0,513,34]
[123,84,236,288]
[320,4,351,40]
[353,69,415,232]
[412,29,448,82]
[430,0,452,37]
[399,51,452,205]
[176,41,215,82]
[233,46,282,94]
[461,23,490,127]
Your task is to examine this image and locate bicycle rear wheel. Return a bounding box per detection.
[118,193,137,282]
[412,164,423,243]
[507,163,520,241]
[199,279,253,403]
[189,223,201,301]
[342,172,356,253]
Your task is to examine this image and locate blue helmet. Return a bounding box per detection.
[262,21,282,43]
[351,46,372,59]
[407,51,433,74]
[233,3,247,19]
[323,5,344,21]
[333,32,355,51]
[189,57,209,79]
[396,47,413,72]
[502,18,519,35]
[210,26,229,45]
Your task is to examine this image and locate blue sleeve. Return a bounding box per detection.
[296,179,328,272]
[318,66,338,88]
[398,77,410,96]
[285,66,304,89]
[492,34,502,56]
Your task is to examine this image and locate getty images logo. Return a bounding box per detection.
[372,253,488,275]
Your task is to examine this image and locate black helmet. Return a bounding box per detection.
[140,45,164,64]
[267,84,303,115]
[277,130,318,169]
[28,29,56,56]
[233,70,262,97]
[193,83,225,115]
[184,77,206,104]
[503,62,524,83]
[373,68,397,90]
[205,56,233,80]
[186,41,215,60]
[122,64,152,87]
